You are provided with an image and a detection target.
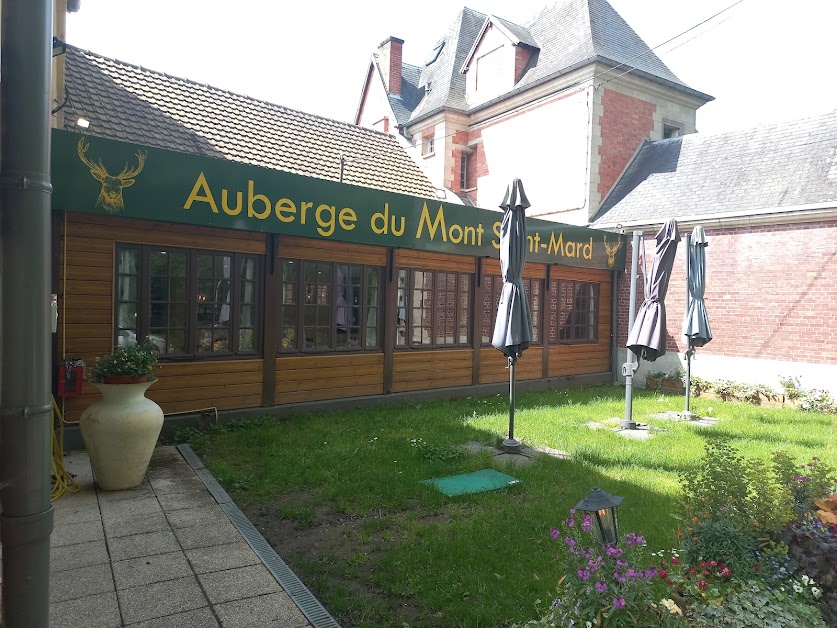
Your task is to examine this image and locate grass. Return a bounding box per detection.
[178,385,837,627]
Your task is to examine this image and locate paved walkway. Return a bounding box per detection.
[5,446,327,627]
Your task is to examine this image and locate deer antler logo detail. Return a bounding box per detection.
[603,234,623,268]
[77,138,147,213]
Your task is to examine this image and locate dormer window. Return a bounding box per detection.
[475,47,504,95]
[425,40,445,66]
[663,122,683,139]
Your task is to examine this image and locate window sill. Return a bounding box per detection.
[421,152,435,159]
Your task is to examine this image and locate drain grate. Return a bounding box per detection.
[178,444,340,628]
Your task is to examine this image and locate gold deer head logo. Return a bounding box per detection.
[77,138,147,213]
[603,233,623,268]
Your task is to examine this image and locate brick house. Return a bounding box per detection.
[592,110,837,395]
[354,0,712,224]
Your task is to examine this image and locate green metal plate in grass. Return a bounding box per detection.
[421,469,521,496]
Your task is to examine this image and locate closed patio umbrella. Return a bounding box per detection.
[626,219,680,362]
[492,179,533,453]
[682,226,712,348]
[682,226,712,416]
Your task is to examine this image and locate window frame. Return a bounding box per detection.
[114,244,262,359]
[278,258,382,354]
[547,279,600,345]
[481,274,543,346]
[396,268,472,349]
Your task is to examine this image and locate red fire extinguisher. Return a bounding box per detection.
[57,359,85,398]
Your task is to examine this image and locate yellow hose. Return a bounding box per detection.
[51,395,80,501]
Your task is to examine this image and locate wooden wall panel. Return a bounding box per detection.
[392,349,473,392]
[61,360,264,422]
[276,353,385,404]
[479,347,543,383]
[546,266,613,377]
[395,249,476,273]
[57,212,267,421]
[482,258,547,279]
[278,236,386,266]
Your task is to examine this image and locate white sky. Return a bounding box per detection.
[66,0,837,136]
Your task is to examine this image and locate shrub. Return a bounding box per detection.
[772,453,837,516]
[682,520,756,568]
[90,337,158,382]
[778,519,837,625]
[688,584,826,627]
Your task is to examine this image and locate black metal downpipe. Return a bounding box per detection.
[0,1,55,626]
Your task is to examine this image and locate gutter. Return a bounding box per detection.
[594,202,837,231]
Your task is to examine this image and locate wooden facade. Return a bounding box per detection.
[55,211,614,421]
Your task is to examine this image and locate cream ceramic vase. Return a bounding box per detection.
[80,377,164,491]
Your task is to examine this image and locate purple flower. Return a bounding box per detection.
[613,597,626,609]
[644,566,658,580]
[577,569,590,581]
[570,508,577,515]
[605,545,623,559]
[613,570,627,583]
[566,516,576,527]
[616,559,628,568]
[550,527,561,540]
[624,532,646,547]
[595,580,608,593]
[581,546,592,559]
[581,514,593,532]
[564,536,576,548]
[627,568,639,581]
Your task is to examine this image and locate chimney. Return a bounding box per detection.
[377,36,403,96]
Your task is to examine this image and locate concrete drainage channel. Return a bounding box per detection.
[177,444,340,628]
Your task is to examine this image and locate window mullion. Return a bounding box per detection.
[231,254,241,354]
[187,251,198,355]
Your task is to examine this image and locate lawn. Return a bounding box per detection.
[178,385,836,627]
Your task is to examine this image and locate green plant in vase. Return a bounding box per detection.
[90,337,158,384]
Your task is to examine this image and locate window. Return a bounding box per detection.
[663,123,682,139]
[547,279,599,344]
[481,275,542,345]
[116,245,260,356]
[422,133,435,156]
[280,259,381,352]
[460,152,469,190]
[396,269,471,348]
[475,46,504,95]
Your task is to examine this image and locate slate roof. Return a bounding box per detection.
[592,109,837,225]
[400,0,711,125]
[63,46,437,199]
[385,62,425,127]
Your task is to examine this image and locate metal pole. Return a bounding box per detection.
[683,233,694,417]
[503,356,521,454]
[622,231,642,429]
[1,1,55,626]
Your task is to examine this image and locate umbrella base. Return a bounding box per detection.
[501,437,522,454]
[679,411,697,420]
[620,419,638,430]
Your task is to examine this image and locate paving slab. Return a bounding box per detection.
[116,575,208,624]
[185,542,261,575]
[50,518,105,547]
[50,562,115,603]
[157,489,218,513]
[126,606,220,628]
[99,495,164,521]
[108,529,181,562]
[49,590,121,628]
[51,539,111,573]
[148,474,209,496]
[103,510,170,539]
[198,564,283,604]
[166,505,229,529]
[96,479,156,504]
[112,550,193,590]
[174,519,243,550]
[214,592,310,628]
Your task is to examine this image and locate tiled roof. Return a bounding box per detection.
[592,109,837,225]
[403,0,710,124]
[63,46,438,199]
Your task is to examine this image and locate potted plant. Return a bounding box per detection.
[80,338,164,490]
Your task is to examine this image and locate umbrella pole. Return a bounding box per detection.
[503,356,521,454]
[622,231,643,430]
[683,232,695,418]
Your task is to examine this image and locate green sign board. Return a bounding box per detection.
[50,129,626,270]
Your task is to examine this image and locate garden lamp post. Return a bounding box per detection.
[575,488,623,545]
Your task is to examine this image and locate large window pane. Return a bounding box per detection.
[303,262,331,349]
[116,246,260,357]
[549,279,599,344]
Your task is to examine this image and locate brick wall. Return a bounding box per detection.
[616,220,837,364]
[598,88,656,199]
